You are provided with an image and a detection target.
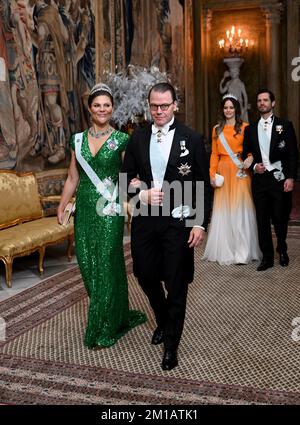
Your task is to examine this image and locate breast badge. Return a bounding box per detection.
[178,163,191,176]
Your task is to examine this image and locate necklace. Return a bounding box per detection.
[88,126,113,139]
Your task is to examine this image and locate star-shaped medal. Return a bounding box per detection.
[178,163,191,176]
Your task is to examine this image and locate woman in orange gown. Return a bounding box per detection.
[203,95,261,265]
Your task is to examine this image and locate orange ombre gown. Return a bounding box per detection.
[202,123,261,265]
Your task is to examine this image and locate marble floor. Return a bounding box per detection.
[0,228,131,302]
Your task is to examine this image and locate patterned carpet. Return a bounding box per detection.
[1,229,300,405]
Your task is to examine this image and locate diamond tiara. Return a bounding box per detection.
[222,93,238,101]
[89,83,112,97]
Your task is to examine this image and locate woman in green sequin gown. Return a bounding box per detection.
[58,85,146,348]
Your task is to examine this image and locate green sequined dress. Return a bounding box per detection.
[71,129,146,348]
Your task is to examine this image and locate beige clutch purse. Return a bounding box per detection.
[62,202,76,225]
[215,173,224,187]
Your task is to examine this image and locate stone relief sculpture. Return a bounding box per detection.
[219,57,249,122]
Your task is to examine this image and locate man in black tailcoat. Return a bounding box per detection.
[122,83,211,370]
[243,89,298,271]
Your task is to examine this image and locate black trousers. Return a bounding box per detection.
[131,216,191,351]
[252,171,291,260]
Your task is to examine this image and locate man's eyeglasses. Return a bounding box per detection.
[149,102,174,111]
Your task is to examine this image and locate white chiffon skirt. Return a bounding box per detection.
[203,159,262,265]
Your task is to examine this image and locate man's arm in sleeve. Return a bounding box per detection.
[121,132,140,199]
[286,120,299,180]
[193,133,212,230]
[242,125,256,172]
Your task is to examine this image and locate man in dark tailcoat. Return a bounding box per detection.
[122,82,211,370]
[243,89,298,271]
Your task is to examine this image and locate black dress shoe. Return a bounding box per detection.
[279,253,289,267]
[151,327,164,345]
[161,349,178,371]
[257,259,274,271]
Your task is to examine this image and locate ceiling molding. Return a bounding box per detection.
[202,0,282,12]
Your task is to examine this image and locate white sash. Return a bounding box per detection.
[74,132,121,215]
[257,124,285,181]
[219,131,247,178]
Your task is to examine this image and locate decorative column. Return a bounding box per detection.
[184,0,196,127]
[261,3,283,113]
[287,0,300,174]
[201,7,213,138]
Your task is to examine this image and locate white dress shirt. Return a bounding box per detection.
[257,115,275,171]
[150,117,175,188]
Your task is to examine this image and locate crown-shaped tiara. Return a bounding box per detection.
[89,83,112,97]
[222,93,238,101]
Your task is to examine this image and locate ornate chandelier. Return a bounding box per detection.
[218,26,253,56]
